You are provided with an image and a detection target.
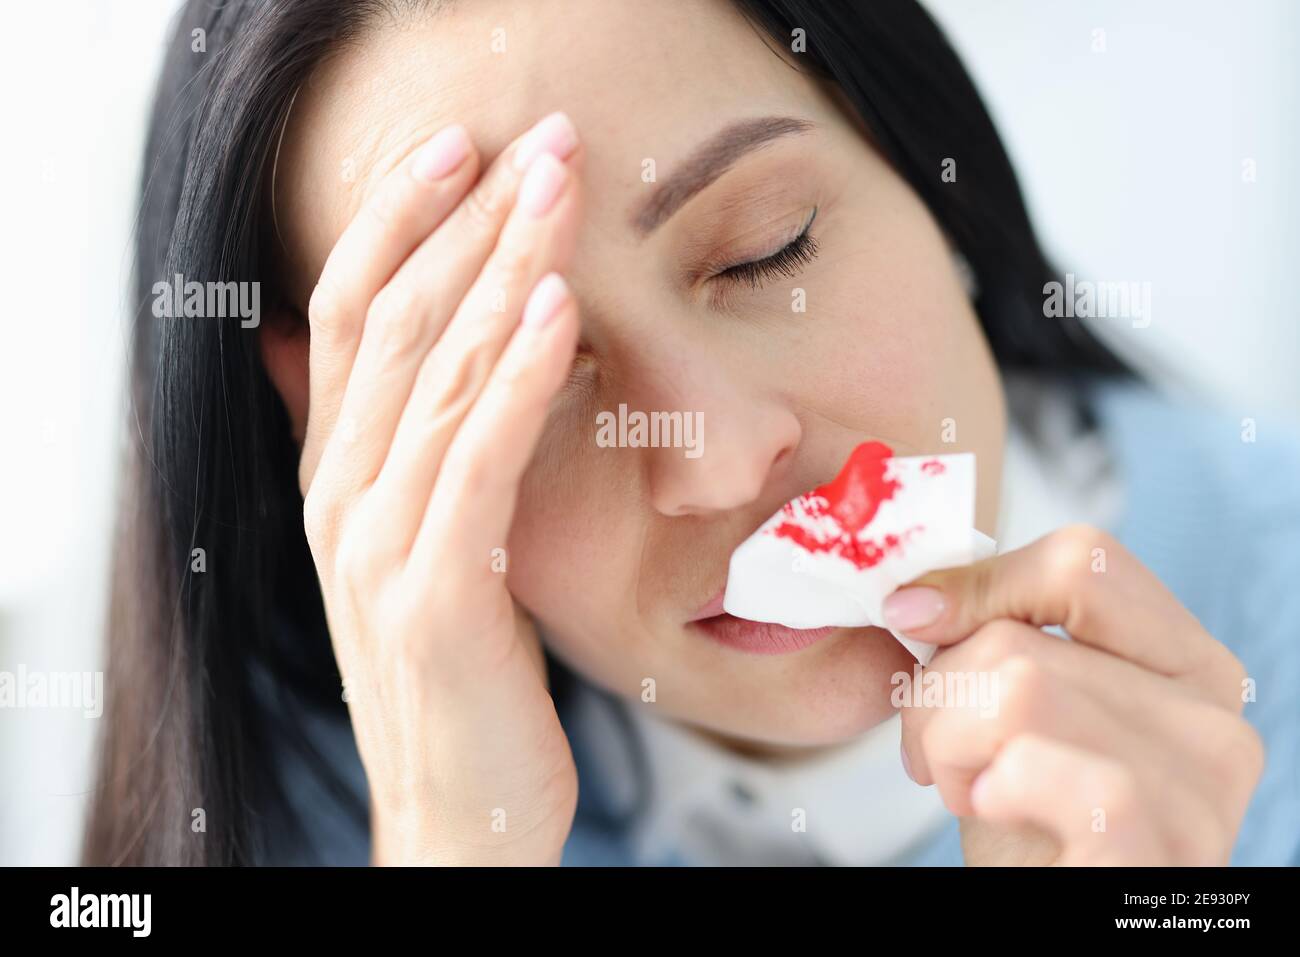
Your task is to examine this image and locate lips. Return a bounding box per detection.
[689,588,728,622]
[689,586,838,655]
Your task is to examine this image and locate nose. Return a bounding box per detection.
[642,373,802,518]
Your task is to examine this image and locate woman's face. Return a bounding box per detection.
[272,0,1005,750]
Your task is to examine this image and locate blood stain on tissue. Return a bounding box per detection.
[920,459,946,475]
[771,441,921,570]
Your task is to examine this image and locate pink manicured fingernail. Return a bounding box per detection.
[522,273,569,329]
[882,586,946,632]
[518,154,567,217]
[513,112,579,171]
[411,124,470,182]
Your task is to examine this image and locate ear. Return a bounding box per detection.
[259,307,310,446]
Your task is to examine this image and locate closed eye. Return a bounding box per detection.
[714,207,819,291]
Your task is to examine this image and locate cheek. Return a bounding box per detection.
[832,215,1004,525]
[785,232,968,451]
[504,444,639,650]
[505,487,595,621]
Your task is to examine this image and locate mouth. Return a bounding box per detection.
[687,587,839,656]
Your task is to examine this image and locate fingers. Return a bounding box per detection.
[901,621,1209,789]
[367,150,581,549]
[970,735,1160,863]
[406,274,579,597]
[968,734,1229,865]
[882,524,1244,708]
[302,123,481,489]
[899,620,1266,861]
[902,651,1149,816]
[307,112,580,500]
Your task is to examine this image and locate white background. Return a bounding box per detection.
[0,0,1296,864]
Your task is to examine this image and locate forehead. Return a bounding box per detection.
[274,0,839,296]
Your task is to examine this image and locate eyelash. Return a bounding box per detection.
[561,208,820,396]
[714,208,820,291]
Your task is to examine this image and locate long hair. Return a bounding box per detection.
[85,0,1130,866]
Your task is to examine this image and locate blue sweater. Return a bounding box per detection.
[260,380,1300,866]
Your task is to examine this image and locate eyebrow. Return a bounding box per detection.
[631,115,815,236]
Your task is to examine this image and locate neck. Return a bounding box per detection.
[689,725,846,764]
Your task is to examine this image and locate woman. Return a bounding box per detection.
[85,0,1299,866]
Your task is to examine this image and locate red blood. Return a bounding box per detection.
[813,441,900,533]
[770,520,824,554]
[770,441,914,570]
[920,458,946,475]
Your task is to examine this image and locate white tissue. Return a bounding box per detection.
[722,447,996,665]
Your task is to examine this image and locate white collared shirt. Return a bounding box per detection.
[569,376,1122,866]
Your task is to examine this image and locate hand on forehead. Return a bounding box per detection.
[271,0,833,305]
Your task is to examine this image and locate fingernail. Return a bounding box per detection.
[522,273,569,329]
[518,154,567,217]
[513,111,579,171]
[411,124,470,182]
[882,586,946,632]
[970,770,992,809]
[900,742,916,783]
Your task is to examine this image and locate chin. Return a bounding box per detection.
[702,626,915,748]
